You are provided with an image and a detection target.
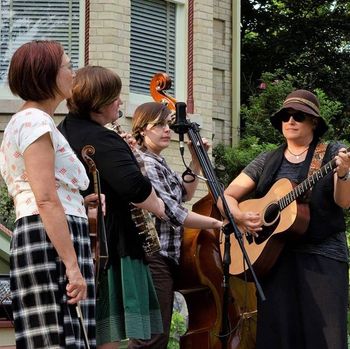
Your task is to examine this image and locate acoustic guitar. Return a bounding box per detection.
[224,149,346,280]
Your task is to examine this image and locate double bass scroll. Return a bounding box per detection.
[81,145,109,294]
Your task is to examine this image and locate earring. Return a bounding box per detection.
[140,132,144,136]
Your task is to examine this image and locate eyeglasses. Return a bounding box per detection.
[148,120,173,129]
[60,62,74,72]
[281,112,306,123]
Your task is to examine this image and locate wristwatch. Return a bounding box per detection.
[338,170,350,181]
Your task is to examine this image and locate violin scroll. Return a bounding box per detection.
[81,145,96,173]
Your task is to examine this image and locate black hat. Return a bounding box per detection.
[270,89,328,137]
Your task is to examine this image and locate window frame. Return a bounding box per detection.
[128,0,186,112]
[0,0,85,106]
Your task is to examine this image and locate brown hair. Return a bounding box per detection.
[8,40,64,101]
[132,102,172,145]
[67,65,122,118]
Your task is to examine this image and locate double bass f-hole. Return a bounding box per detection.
[81,145,109,295]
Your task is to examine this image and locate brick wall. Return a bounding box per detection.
[213,0,233,147]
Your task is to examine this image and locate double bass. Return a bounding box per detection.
[150,73,257,349]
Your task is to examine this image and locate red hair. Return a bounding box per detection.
[8,40,64,101]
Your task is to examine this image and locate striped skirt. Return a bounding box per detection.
[10,215,96,349]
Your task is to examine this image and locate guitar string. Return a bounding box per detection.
[280,160,336,209]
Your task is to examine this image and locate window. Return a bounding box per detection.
[0,0,82,97]
[130,0,176,95]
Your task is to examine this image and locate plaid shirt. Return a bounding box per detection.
[138,149,188,264]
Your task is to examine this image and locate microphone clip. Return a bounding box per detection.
[170,102,190,156]
[169,102,190,135]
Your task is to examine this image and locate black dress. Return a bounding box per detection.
[243,144,348,349]
[58,115,163,344]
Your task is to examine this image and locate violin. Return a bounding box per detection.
[81,145,109,294]
[149,73,257,349]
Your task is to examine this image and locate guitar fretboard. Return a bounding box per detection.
[278,158,337,210]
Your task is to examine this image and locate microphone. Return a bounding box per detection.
[171,102,188,156]
[118,110,123,118]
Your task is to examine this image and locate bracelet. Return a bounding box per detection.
[338,171,350,181]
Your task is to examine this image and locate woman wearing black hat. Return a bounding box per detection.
[220,89,350,349]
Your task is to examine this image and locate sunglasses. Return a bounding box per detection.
[281,112,307,123]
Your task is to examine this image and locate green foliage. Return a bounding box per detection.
[313,88,345,141]
[0,185,15,231]
[241,71,294,143]
[214,137,277,187]
[167,310,186,349]
[241,0,350,131]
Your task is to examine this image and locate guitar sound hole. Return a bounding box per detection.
[264,203,280,225]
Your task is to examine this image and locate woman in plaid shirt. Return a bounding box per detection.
[130,102,223,349]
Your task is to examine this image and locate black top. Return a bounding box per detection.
[58,114,153,263]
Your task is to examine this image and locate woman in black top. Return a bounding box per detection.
[221,90,350,349]
[58,66,165,349]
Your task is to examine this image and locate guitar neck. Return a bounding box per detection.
[279,158,337,210]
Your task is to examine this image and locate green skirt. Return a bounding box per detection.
[96,256,163,345]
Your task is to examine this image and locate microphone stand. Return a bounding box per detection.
[172,102,265,348]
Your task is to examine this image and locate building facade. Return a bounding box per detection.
[0,0,239,205]
[0,0,239,150]
[0,0,240,246]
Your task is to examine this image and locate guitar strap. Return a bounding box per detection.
[307,142,327,177]
[297,140,327,182]
[296,140,327,202]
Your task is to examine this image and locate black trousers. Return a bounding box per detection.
[256,250,348,349]
[128,253,178,349]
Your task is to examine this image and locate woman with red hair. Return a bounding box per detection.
[0,41,95,348]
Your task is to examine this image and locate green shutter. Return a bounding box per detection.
[131,0,176,95]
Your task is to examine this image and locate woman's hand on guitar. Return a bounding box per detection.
[84,193,106,215]
[237,211,262,237]
[335,147,350,180]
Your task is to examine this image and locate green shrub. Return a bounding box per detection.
[214,137,277,187]
[168,310,186,349]
[0,185,15,231]
[241,71,295,144]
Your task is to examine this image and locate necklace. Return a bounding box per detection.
[286,147,309,160]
